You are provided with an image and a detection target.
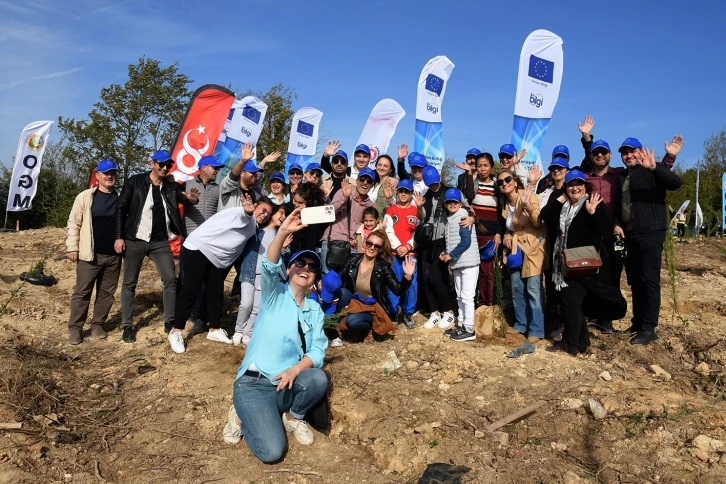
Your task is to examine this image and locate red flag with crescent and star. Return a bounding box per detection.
[168,84,235,181]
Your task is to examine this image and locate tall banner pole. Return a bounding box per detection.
[6,120,54,215]
[722,172,726,235]
[511,30,564,171]
[414,56,454,172]
[356,99,406,169]
[285,107,323,175]
[694,161,701,237]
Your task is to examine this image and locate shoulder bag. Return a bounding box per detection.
[562,245,602,277]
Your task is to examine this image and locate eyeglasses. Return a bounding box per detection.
[496,176,513,186]
[308,170,323,178]
[358,177,373,186]
[332,159,347,165]
[155,161,173,169]
[365,240,383,250]
[292,258,319,273]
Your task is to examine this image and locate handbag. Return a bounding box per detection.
[562,245,602,277]
[506,234,523,270]
[297,320,331,433]
[325,199,351,272]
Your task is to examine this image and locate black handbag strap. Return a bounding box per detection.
[297,319,307,355]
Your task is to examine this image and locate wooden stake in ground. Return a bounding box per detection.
[0,422,22,430]
[485,400,546,432]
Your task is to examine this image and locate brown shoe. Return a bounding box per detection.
[91,324,108,339]
[68,328,82,345]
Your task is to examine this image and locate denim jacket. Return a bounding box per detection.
[239,227,264,284]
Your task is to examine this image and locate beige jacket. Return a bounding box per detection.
[66,187,116,262]
[502,192,548,278]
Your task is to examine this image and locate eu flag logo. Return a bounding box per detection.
[528,55,554,83]
[297,120,314,136]
[242,105,262,124]
[425,74,444,96]
[227,108,235,121]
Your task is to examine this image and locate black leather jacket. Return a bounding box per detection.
[338,254,411,311]
[115,172,195,241]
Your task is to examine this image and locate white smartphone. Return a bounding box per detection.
[301,205,336,225]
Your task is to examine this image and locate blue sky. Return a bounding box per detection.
[1,0,724,171]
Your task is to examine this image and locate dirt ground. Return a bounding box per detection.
[0,228,724,484]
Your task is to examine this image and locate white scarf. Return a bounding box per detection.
[552,194,589,290]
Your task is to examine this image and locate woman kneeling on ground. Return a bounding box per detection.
[540,170,626,356]
[336,231,416,339]
[223,208,329,462]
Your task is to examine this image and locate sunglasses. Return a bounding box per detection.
[592,149,610,156]
[497,176,514,186]
[365,240,383,250]
[499,154,513,160]
[549,165,566,171]
[358,176,373,185]
[308,170,323,177]
[292,258,320,273]
[289,170,303,176]
[332,158,347,165]
[155,161,173,169]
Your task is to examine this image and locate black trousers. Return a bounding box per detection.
[677,223,686,237]
[419,240,451,313]
[174,248,230,330]
[624,231,665,333]
[603,238,624,290]
[558,279,591,355]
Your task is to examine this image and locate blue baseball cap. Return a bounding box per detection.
[466,148,482,158]
[552,145,570,158]
[96,159,118,172]
[269,172,286,183]
[591,140,611,153]
[397,179,414,192]
[320,271,342,304]
[498,144,517,157]
[333,150,348,162]
[422,165,441,186]
[354,144,371,155]
[357,167,375,181]
[618,137,642,153]
[480,240,496,262]
[408,152,428,168]
[151,150,172,162]
[198,155,224,168]
[565,169,587,184]
[243,161,262,173]
[549,157,570,170]
[305,162,323,173]
[288,163,303,173]
[444,187,462,203]
[289,250,321,272]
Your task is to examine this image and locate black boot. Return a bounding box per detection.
[631,330,659,345]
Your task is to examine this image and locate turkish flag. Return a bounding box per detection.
[88,167,99,189]
[168,84,235,181]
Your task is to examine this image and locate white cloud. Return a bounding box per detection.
[0,67,82,90]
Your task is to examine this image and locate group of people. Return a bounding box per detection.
[65,114,683,462]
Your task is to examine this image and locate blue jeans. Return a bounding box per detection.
[320,240,329,274]
[510,270,545,338]
[387,255,417,316]
[233,368,328,463]
[335,288,372,332]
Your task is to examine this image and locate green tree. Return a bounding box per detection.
[441,156,458,187]
[58,57,192,181]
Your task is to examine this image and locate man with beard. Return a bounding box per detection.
[320,140,349,199]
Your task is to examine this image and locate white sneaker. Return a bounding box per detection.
[330,337,343,347]
[223,405,241,445]
[438,311,455,329]
[423,312,441,329]
[282,412,314,445]
[168,331,186,354]
[232,332,244,346]
[207,328,233,344]
[242,335,251,346]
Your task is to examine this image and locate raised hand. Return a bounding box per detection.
[412,191,425,207]
[402,253,417,277]
[522,185,535,209]
[514,148,527,164]
[586,192,602,214]
[183,186,200,203]
[241,142,254,162]
[454,161,473,174]
[398,144,409,160]
[638,148,657,170]
[261,151,282,163]
[324,140,341,157]
[322,179,333,198]
[383,182,395,199]
[241,193,255,214]
[282,234,294,248]
[527,165,543,186]
[341,178,352,199]
[665,135,685,157]
[279,207,308,234]
[578,115,595,137]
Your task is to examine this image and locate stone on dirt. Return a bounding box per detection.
[649,364,672,381]
[599,371,612,381]
[588,397,607,420]
[691,434,724,463]
[695,362,710,376]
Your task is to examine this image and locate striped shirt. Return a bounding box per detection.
[471,179,502,236]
